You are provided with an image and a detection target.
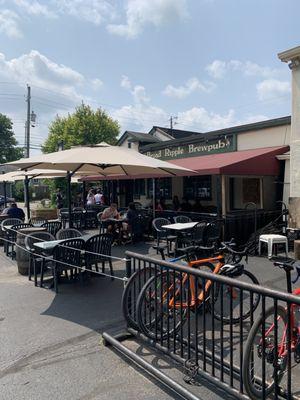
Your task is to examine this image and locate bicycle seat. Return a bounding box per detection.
[271,256,300,272]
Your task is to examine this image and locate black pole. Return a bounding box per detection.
[67,172,72,228]
[82,180,86,207]
[24,175,30,221]
[3,181,7,208]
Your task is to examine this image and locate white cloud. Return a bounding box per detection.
[107,0,188,38]
[206,59,282,80]
[54,0,115,25]
[120,75,132,90]
[205,60,227,79]
[163,78,215,99]
[0,9,22,38]
[91,78,103,90]
[256,79,290,101]
[178,107,236,131]
[12,0,56,18]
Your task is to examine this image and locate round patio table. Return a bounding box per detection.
[16,227,47,275]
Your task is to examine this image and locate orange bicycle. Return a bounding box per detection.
[135,242,260,340]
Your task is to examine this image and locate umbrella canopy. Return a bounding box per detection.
[0,171,20,182]
[5,143,194,176]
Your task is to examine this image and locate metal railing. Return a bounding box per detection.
[116,251,300,400]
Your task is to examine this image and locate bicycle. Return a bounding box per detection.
[135,242,260,340]
[242,257,300,400]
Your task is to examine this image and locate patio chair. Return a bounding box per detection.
[152,217,177,256]
[84,210,98,229]
[29,217,48,227]
[97,212,106,234]
[205,220,223,246]
[173,215,192,223]
[128,215,145,243]
[85,234,114,280]
[41,221,62,238]
[25,232,55,285]
[7,222,33,259]
[71,210,84,229]
[58,208,69,228]
[48,238,85,293]
[0,218,23,254]
[56,228,82,240]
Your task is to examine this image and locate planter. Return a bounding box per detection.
[31,208,58,220]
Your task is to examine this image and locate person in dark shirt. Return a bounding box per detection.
[6,203,25,220]
[172,195,181,211]
[122,202,138,240]
[180,197,192,212]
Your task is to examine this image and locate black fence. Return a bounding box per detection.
[108,251,300,400]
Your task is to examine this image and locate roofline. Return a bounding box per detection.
[117,130,148,146]
[140,115,291,152]
[278,46,300,62]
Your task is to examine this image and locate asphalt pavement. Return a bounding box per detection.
[0,240,294,400]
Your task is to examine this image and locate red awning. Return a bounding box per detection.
[168,146,289,176]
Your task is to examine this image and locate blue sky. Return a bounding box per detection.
[0,0,298,154]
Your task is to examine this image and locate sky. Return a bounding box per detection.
[0,0,298,155]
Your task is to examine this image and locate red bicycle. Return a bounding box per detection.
[242,257,300,399]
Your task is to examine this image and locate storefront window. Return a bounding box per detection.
[147,178,172,199]
[133,179,145,199]
[183,176,212,200]
[242,178,260,204]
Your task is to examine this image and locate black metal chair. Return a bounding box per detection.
[49,238,85,293]
[41,221,62,238]
[0,218,23,254]
[84,210,98,229]
[97,212,106,234]
[58,208,69,228]
[72,209,85,229]
[25,232,55,285]
[56,228,82,240]
[206,220,223,246]
[85,234,114,279]
[152,217,177,256]
[174,215,192,223]
[7,223,33,259]
[29,217,48,227]
[129,215,145,243]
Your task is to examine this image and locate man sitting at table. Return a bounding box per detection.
[2,202,25,220]
[101,203,120,233]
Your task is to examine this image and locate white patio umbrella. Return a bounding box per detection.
[5,143,194,223]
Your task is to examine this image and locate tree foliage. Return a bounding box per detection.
[0,113,23,163]
[42,103,120,153]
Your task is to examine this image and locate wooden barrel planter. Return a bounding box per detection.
[16,227,46,275]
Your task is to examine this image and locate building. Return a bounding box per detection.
[115,116,290,214]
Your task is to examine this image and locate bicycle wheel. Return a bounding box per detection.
[242,305,287,400]
[136,263,214,340]
[122,266,155,330]
[212,269,260,324]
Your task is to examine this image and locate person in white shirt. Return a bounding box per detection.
[86,189,95,206]
[94,189,103,205]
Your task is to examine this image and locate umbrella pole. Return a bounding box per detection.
[67,172,72,228]
[24,175,30,221]
[3,181,7,208]
[152,178,156,219]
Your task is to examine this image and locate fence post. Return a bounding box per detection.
[126,255,132,279]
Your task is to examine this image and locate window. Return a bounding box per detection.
[133,179,145,199]
[147,178,172,199]
[128,142,132,149]
[183,176,212,200]
[242,178,260,204]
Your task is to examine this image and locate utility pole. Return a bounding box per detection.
[25,84,31,158]
[169,116,178,136]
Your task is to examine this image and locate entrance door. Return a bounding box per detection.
[119,180,133,207]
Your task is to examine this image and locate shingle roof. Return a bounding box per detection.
[117,130,160,145]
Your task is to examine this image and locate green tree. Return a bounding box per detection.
[0,113,23,163]
[42,103,120,153]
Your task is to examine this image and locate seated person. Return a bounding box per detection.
[193,198,204,213]
[101,203,120,233]
[172,195,181,211]
[180,197,192,212]
[5,202,25,220]
[122,202,138,239]
[156,197,166,212]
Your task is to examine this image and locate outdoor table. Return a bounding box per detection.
[16,227,47,275]
[105,218,127,245]
[162,222,198,250]
[33,233,94,254]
